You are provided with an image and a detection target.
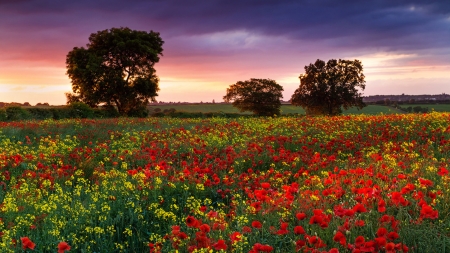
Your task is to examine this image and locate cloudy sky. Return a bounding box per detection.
[0,0,449,105]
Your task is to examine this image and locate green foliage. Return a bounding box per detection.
[291,59,366,116]
[5,106,31,121]
[27,108,54,120]
[223,78,284,116]
[66,27,164,116]
[0,108,7,121]
[68,102,95,118]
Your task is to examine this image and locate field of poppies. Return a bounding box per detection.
[1,113,450,252]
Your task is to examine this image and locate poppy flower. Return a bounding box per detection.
[438,167,449,176]
[333,231,346,246]
[21,237,35,250]
[296,212,307,220]
[261,182,271,189]
[213,239,227,251]
[57,242,71,253]
[186,215,200,228]
[242,226,252,233]
[376,227,388,237]
[199,224,210,233]
[230,232,242,243]
[293,226,305,235]
[252,220,262,229]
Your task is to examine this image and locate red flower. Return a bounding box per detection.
[212,239,227,251]
[261,182,271,189]
[252,220,262,229]
[199,224,210,233]
[353,203,367,213]
[295,212,306,220]
[376,227,388,237]
[57,241,71,253]
[230,232,242,243]
[242,226,252,233]
[388,231,399,241]
[276,222,289,235]
[420,204,438,219]
[438,167,449,176]
[293,225,305,235]
[21,237,35,250]
[375,237,387,247]
[354,236,365,247]
[333,231,346,246]
[186,215,200,228]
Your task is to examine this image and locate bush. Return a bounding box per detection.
[5,106,31,121]
[127,105,149,118]
[0,108,6,121]
[68,102,94,118]
[27,108,54,120]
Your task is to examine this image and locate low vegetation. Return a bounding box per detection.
[1,113,450,252]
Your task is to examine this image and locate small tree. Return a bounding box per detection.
[66,27,164,116]
[291,59,366,116]
[223,78,283,116]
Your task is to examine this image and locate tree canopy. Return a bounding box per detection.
[66,27,164,116]
[291,59,366,115]
[223,78,284,116]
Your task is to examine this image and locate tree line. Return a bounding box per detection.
[66,27,367,117]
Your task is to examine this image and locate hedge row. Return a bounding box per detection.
[0,104,304,121]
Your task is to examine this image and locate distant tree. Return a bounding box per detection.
[385,98,391,106]
[65,27,164,116]
[291,59,366,116]
[223,78,283,116]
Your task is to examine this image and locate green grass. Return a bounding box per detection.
[400,104,450,112]
[148,104,402,115]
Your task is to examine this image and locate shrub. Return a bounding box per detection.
[5,106,31,121]
[68,102,94,118]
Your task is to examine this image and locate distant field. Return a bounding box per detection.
[400,104,450,112]
[148,104,402,115]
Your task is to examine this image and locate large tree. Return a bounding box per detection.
[223,78,284,116]
[66,27,164,116]
[291,59,366,116]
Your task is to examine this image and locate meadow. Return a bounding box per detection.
[148,104,403,115]
[0,113,450,252]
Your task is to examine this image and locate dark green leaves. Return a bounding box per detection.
[224,78,284,116]
[291,59,366,116]
[66,27,164,116]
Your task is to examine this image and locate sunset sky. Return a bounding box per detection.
[1,0,449,105]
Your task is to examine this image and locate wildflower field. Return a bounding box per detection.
[1,113,450,252]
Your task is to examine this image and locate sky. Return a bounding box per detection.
[0,0,449,105]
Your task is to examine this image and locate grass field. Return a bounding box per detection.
[399,104,450,112]
[148,104,403,115]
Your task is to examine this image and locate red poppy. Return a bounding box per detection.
[230,232,242,243]
[186,215,200,228]
[438,167,449,176]
[213,239,227,251]
[199,224,210,233]
[295,212,307,220]
[333,231,346,246]
[353,203,367,213]
[21,237,35,250]
[242,226,252,233]
[261,182,271,189]
[252,220,262,229]
[376,227,388,237]
[57,241,71,253]
[293,225,305,235]
[388,231,399,240]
